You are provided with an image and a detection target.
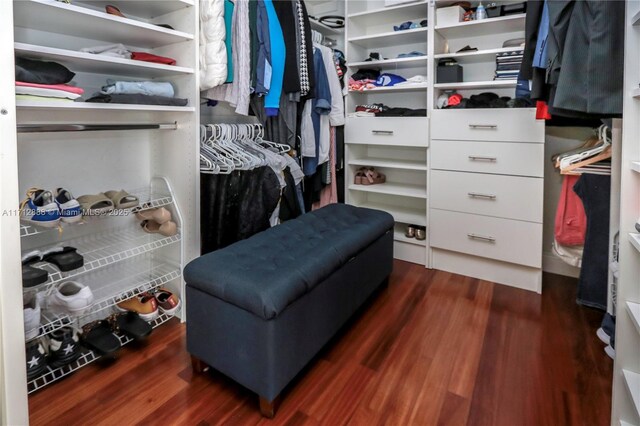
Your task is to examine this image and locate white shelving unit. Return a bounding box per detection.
[612,2,640,425]
[345,0,430,266]
[0,0,200,418]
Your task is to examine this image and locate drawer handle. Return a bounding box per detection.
[468,155,497,162]
[371,130,394,135]
[467,233,496,243]
[469,124,498,129]
[468,192,497,200]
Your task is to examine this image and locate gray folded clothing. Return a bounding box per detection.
[80,44,132,59]
[85,93,188,106]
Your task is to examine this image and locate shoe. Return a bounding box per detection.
[415,226,426,241]
[108,311,152,340]
[605,345,615,359]
[364,52,382,62]
[596,327,611,345]
[105,4,126,18]
[81,320,121,356]
[48,281,95,316]
[23,293,41,340]
[141,219,178,237]
[22,251,48,288]
[48,327,81,368]
[25,340,48,380]
[136,207,171,224]
[393,21,413,31]
[154,288,181,315]
[116,292,159,321]
[54,188,82,224]
[20,188,60,228]
[405,225,416,238]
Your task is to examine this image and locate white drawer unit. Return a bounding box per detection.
[431,109,545,143]
[430,209,543,268]
[430,170,544,223]
[430,139,544,178]
[345,117,429,147]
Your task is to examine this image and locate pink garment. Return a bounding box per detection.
[555,175,587,246]
[16,81,84,95]
[313,127,338,210]
[348,78,376,91]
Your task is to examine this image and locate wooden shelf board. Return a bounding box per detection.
[631,161,640,173]
[630,233,640,254]
[16,100,195,112]
[354,201,426,226]
[14,0,193,49]
[348,182,427,199]
[434,80,517,90]
[348,1,428,19]
[348,27,428,49]
[349,157,427,171]
[623,369,640,419]
[75,0,194,19]
[435,14,526,39]
[15,43,193,78]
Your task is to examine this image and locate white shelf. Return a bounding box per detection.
[349,182,427,199]
[435,14,526,39]
[348,27,428,49]
[27,309,178,394]
[27,226,181,291]
[349,83,429,93]
[75,0,194,20]
[348,1,428,20]
[349,157,427,171]
[631,88,640,98]
[309,19,343,35]
[434,80,517,90]
[348,56,428,70]
[623,369,640,419]
[630,233,640,254]
[394,228,426,246]
[627,302,640,337]
[355,201,426,226]
[21,184,174,238]
[13,0,194,49]
[16,101,194,112]
[632,162,640,173]
[346,136,428,148]
[434,46,524,64]
[15,43,193,78]
[633,9,640,26]
[620,421,636,426]
[29,260,180,341]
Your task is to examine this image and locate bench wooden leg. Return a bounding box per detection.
[191,355,208,374]
[259,395,281,418]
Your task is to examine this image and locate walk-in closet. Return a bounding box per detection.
[0,0,638,425]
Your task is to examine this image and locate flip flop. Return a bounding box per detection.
[104,190,139,209]
[42,246,84,272]
[141,220,178,237]
[22,253,48,287]
[108,312,152,340]
[81,320,121,356]
[77,193,114,216]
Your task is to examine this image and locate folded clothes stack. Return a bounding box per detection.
[15,57,84,102]
[349,68,427,91]
[494,50,523,81]
[80,43,177,65]
[439,92,534,109]
[85,79,188,106]
[350,103,427,117]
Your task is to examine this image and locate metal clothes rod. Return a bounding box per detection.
[17,122,178,133]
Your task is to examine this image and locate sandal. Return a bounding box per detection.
[42,246,84,272]
[108,312,152,341]
[77,193,114,216]
[22,251,48,288]
[104,190,139,209]
[81,320,121,356]
[362,168,386,185]
[135,207,171,224]
[105,5,126,18]
[141,219,177,237]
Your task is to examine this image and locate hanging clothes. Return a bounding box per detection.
[555,175,587,246]
[263,0,286,116]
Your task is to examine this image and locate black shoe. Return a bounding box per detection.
[48,327,81,368]
[26,340,48,380]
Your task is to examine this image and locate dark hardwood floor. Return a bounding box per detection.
[29,261,613,426]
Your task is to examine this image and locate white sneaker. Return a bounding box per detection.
[23,293,41,340]
[605,345,616,359]
[596,327,611,345]
[48,281,94,315]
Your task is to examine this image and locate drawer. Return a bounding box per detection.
[345,117,429,147]
[431,139,544,177]
[430,209,542,268]
[431,109,544,142]
[430,170,543,223]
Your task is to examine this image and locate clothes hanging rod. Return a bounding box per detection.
[17,122,178,133]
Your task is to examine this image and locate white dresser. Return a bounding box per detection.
[429,108,545,292]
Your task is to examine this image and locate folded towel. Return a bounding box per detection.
[16,81,84,95]
[16,86,82,100]
[101,80,174,97]
[80,44,132,59]
[85,93,188,106]
[16,94,74,102]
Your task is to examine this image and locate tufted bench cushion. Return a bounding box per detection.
[184,204,393,320]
